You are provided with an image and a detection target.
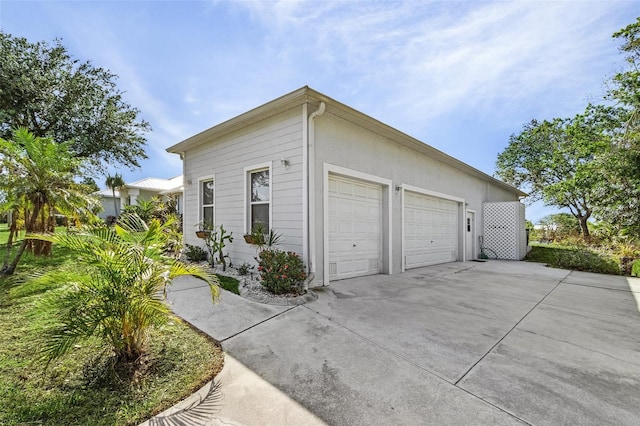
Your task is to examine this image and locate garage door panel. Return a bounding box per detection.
[405,192,458,269]
[329,175,382,281]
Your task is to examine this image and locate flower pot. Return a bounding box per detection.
[243,234,254,244]
[196,231,211,239]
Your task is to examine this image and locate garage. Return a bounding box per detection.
[328,175,382,280]
[404,191,459,269]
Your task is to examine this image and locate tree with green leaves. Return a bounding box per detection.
[0,128,98,275]
[537,213,581,242]
[81,177,100,194]
[595,18,640,233]
[30,213,219,365]
[496,104,621,239]
[105,173,125,217]
[0,32,150,171]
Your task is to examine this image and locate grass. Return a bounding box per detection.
[0,222,23,246]
[0,244,224,426]
[216,274,240,295]
[0,224,68,247]
[526,243,621,275]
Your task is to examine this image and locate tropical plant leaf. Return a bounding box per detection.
[27,213,218,366]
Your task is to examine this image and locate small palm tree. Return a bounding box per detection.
[30,212,219,365]
[105,173,125,217]
[0,128,98,275]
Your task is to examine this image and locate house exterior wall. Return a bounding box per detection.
[182,107,305,267]
[312,112,520,283]
[99,196,119,219]
[118,188,161,206]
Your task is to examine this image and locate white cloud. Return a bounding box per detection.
[5,0,637,194]
[237,0,633,131]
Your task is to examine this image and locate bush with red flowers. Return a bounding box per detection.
[256,249,306,295]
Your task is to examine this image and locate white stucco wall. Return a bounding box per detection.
[177,96,523,283]
[182,107,305,267]
[312,112,520,283]
[99,196,119,219]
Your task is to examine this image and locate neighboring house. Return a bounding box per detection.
[96,175,183,219]
[167,86,527,286]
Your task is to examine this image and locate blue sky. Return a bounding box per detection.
[1,0,638,222]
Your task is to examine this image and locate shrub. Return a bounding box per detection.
[256,249,306,295]
[28,213,218,365]
[185,244,208,262]
[237,262,254,276]
[551,249,620,275]
[632,260,640,277]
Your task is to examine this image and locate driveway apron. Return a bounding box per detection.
[165,261,640,425]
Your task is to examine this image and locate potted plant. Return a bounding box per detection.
[244,223,267,245]
[245,223,282,253]
[195,221,212,239]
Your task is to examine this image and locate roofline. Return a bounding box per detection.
[167,86,311,154]
[123,177,178,192]
[167,86,526,197]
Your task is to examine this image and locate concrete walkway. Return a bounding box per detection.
[148,261,640,425]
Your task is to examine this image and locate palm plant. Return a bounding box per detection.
[0,128,98,275]
[30,212,219,365]
[105,173,125,217]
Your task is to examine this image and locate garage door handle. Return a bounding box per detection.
[353,244,357,247]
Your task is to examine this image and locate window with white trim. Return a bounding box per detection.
[201,179,214,229]
[249,169,270,231]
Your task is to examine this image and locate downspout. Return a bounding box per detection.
[307,101,325,285]
[180,152,185,212]
[302,103,309,281]
[180,152,187,245]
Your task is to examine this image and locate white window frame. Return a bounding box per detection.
[244,162,272,233]
[199,175,215,229]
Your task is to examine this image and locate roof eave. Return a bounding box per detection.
[166,86,313,154]
[167,86,525,197]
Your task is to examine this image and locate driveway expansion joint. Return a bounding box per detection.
[517,326,640,367]
[453,269,571,386]
[219,305,298,343]
[562,280,640,293]
[169,283,210,292]
[301,304,532,425]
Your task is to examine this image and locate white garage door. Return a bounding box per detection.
[328,175,382,280]
[404,192,459,269]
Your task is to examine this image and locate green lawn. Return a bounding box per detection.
[0,223,22,246]
[1,224,69,247]
[0,245,224,426]
[216,274,240,294]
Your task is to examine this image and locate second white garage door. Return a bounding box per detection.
[404,191,459,269]
[328,175,382,280]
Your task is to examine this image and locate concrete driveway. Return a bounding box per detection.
[164,260,640,425]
